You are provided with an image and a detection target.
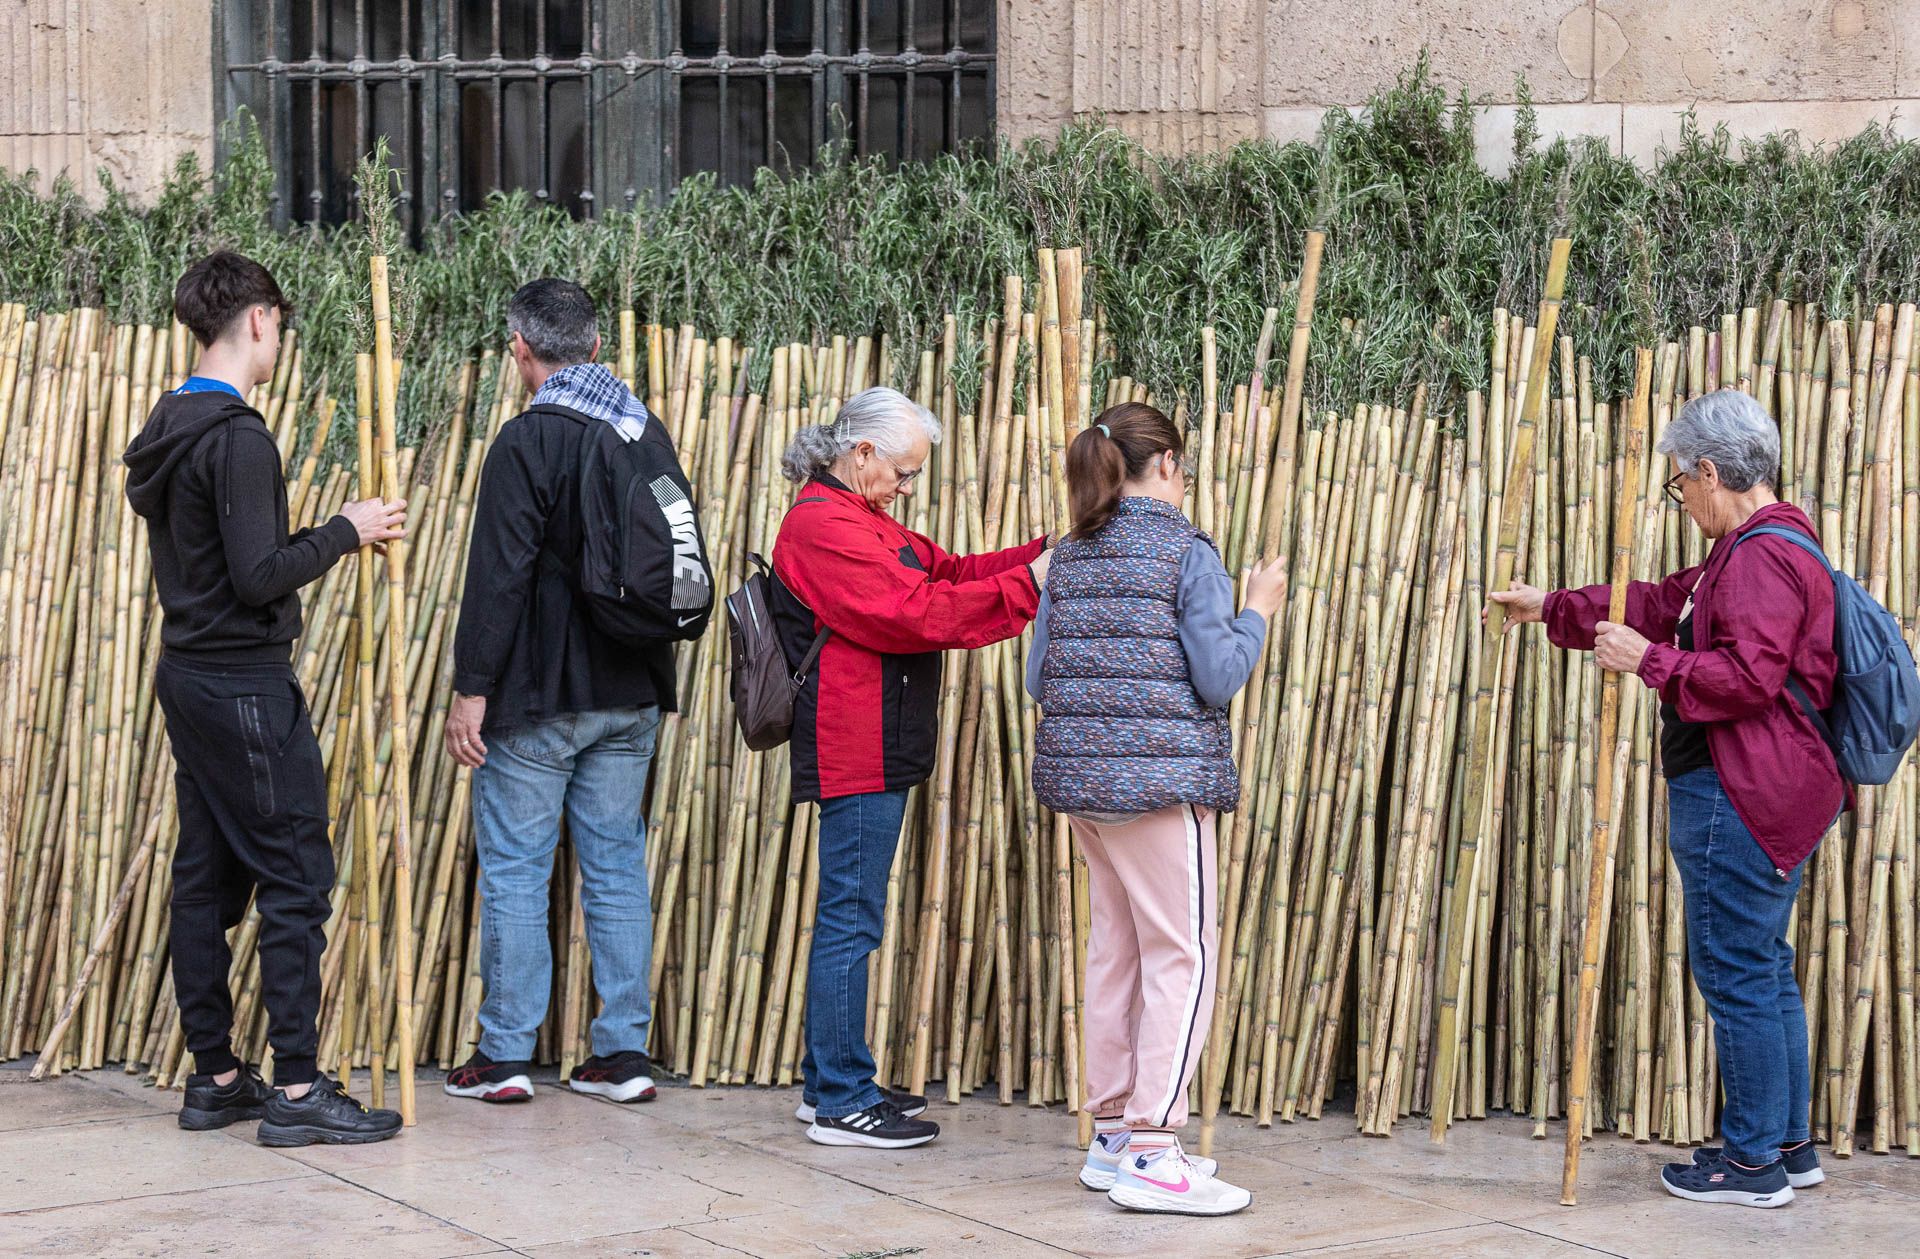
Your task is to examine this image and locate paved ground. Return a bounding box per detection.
[3,1062,1916,1258]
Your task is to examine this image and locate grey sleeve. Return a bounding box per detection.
[1177,539,1267,709]
[1025,588,1051,703]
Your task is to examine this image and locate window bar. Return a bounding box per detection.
[716,0,731,185]
[491,0,506,200]
[438,0,461,222]
[354,0,370,211]
[580,0,597,217]
[663,0,682,183]
[856,0,871,158]
[536,0,551,201]
[810,0,828,160]
[946,0,961,150]
[400,0,416,234]
[901,0,914,161]
[762,0,775,170]
[308,0,325,224]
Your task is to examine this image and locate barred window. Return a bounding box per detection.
[219,0,996,233]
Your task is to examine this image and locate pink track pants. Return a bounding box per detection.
[1073,803,1218,1131]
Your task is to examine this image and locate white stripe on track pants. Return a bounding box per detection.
[1073,803,1218,1131]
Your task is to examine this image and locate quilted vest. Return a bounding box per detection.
[1032,495,1242,815]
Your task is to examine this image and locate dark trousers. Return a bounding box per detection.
[156,655,334,1086]
[801,788,910,1119]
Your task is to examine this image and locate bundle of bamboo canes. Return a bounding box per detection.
[2,251,1917,1164]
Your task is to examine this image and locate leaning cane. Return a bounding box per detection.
[1561,345,1653,1203]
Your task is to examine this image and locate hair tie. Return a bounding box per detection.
[1095,423,1111,438]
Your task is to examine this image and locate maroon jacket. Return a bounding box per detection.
[772,476,1045,801]
[1543,502,1846,875]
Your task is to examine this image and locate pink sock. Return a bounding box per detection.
[1130,1127,1176,1158]
[1094,1115,1127,1152]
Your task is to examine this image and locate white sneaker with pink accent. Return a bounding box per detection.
[1080,1133,1217,1191]
[1107,1144,1251,1215]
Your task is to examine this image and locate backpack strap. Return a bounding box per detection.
[1724,523,1840,749]
[749,551,831,684]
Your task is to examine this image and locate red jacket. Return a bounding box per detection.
[1544,502,1846,875]
[771,476,1045,801]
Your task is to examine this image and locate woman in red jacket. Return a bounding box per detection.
[771,386,1050,1148]
[1491,388,1841,1209]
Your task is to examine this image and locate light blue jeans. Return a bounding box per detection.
[473,705,660,1063]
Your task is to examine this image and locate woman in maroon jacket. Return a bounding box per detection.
[771,386,1049,1148]
[1491,388,1840,1209]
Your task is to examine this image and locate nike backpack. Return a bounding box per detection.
[539,404,715,644]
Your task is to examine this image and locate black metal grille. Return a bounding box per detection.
[219,0,996,233]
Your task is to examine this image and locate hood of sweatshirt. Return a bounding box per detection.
[124,389,260,520]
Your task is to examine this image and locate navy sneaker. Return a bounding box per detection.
[1692,1140,1823,1188]
[1661,1152,1794,1207]
[179,1064,272,1131]
[795,1087,926,1124]
[806,1098,939,1149]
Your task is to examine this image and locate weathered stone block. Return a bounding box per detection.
[1619,98,1916,165]
[1475,102,1623,175]
[1594,1,1898,102]
[1260,0,1591,107]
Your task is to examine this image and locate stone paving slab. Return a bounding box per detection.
[4,1063,1919,1258]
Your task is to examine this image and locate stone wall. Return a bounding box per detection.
[2,0,214,201]
[999,0,1920,171]
[5,1,1917,206]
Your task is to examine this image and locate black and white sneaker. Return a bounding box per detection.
[806,1098,940,1149]
[444,1052,534,1103]
[795,1087,927,1124]
[256,1075,402,1148]
[1693,1140,1824,1188]
[568,1051,657,1103]
[1661,1153,1795,1207]
[179,1064,272,1131]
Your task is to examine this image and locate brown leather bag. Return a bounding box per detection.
[725,553,829,751]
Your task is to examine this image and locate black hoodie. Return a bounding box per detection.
[125,389,359,661]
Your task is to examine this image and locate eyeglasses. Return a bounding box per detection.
[890,461,924,486]
[1663,470,1689,506]
[1170,451,1196,482]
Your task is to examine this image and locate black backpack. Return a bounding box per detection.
[726,554,828,751]
[536,404,714,644]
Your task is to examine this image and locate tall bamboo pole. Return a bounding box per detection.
[1562,346,1652,1203]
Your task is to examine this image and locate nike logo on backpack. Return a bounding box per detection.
[677,614,700,627]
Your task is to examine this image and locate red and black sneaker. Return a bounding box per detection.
[568,1050,657,1104]
[444,1052,534,1103]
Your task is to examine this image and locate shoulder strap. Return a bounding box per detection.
[748,551,831,681]
[1725,524,1840,749]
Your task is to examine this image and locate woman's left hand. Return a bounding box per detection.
[1594,621,1651,675]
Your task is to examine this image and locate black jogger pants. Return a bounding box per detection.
[155,654,333,1085]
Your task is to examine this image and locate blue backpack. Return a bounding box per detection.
[1726,525,1920,785]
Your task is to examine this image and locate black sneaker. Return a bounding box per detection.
[1692,1140,1824,1188]
[444,1052,534,1103]
[256,1075,403,1148]
[1661,1152,1795,1207]
[794,1087,927,1124]
[806,1097,940,1149]
[568,1051,657,1104]
[179,1064,272,1131]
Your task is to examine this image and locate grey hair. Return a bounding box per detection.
[507,278,598,366]
[779,386,943,484]
[1657,388,1780,492]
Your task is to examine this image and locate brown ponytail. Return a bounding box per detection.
[1065,401,1185,539]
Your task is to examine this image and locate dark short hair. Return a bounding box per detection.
[507,279,598,366]
[173,251,290,347]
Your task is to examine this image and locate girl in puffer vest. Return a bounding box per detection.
[1027,402,1285,1216]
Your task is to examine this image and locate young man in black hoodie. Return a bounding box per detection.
[125,251,407,1145]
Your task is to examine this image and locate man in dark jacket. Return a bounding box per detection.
[442,279,674,1105]
[125,251,406,1145]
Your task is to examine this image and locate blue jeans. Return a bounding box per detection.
[1667,768,1812,1165]
[802,789,910,1119]
[473,706,660,1062]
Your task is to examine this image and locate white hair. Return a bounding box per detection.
[779,385,943,484]
[1657,388,1780,492]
